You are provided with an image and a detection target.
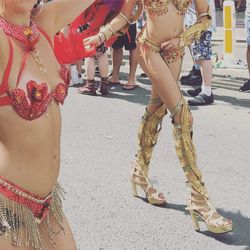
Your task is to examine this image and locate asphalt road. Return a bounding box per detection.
[60,10,249,250]
[58,37,250,250]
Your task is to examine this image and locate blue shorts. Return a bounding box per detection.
[191,30,212,60]
[245,13,250,46]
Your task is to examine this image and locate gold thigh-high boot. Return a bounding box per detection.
[172,97,233,234]
[130,104,167,206]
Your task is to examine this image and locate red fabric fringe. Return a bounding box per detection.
[54,2,122,64]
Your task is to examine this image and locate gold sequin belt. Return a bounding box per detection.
[137,30,185,63]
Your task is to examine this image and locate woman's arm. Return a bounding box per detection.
[33,0,94,36]
[161,0,211,55]
[179,0,211,48]
[84,0,138,47]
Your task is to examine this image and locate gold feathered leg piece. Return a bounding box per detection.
[172,97,233,234]
[131,105,167,206]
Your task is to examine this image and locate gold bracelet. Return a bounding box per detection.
[118,12,131,24]
[99,32,107,42]
[107,25,116,35]
[179,19,211,47]
[97,34,103,43]
[197,12,211,20]
[99,25,114,41]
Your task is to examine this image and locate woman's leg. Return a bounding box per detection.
[139,48,232,233]
[130,48,167,206]
[76,59,83,84]
[98,51,109,95]
[0,237,33,250]
[0,215,76,250]
[78,57,97,95]
[42,215,77,250]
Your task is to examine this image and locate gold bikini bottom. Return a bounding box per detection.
[137,30,185,63]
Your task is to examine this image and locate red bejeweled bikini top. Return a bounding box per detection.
[0,20,70,121]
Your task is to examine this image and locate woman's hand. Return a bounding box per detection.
[161,37,181,55]
[83,35,102,48]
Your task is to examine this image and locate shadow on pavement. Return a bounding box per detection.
[105,84,151,106]
[70,79,151,106]
[71,77,250,109]
[199,209,250,249]
[136,197,250,249]
[214,94,250,108]
[169,204,250,249]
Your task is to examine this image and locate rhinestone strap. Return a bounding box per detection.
[0,178,52,204]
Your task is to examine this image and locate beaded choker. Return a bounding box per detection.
[0,17,46,73]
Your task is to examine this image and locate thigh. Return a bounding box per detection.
[85,57,95,79]
[41,215,77,250]
[0,216,77,250]
[139,45,182,111]
[138,46,161,104]
[97,51,109,77]
[0,237,32,250]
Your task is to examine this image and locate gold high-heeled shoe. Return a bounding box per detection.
[130,166,166,206]
[186,187,233,234]
[172,97,233,233]
[131,105,167,206]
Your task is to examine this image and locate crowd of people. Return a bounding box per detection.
[69,0,250,103]
[0,0,248,249]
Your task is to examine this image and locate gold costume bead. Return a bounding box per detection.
[0,181,65,249]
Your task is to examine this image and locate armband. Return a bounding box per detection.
[98,0,143,40]
[179,15,211,48]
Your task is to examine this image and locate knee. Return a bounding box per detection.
[172,109,193,126]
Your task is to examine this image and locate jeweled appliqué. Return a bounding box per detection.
[9,67,70,121]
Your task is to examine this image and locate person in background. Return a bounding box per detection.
[78,43,109,95]
[70,60,84,86]
[182,0,216,106]
[239,0,250,92]
[137,11,148,78]
[108,23,139,90]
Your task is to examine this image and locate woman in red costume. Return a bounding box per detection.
[0,0,95,249]
[85,0,233,234]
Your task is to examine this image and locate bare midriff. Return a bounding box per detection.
[0,33,64,198]
[143,2,185,45]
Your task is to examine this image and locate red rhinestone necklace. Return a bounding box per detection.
[0,17,46,73]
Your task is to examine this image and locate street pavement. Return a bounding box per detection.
[59,11,250,250]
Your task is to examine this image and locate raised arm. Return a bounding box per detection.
[84,0,139,47]
[179,0,211,48]
[33,0,94,36]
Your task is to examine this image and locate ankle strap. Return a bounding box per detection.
[149,97,163,105]
[170,97,185,119]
